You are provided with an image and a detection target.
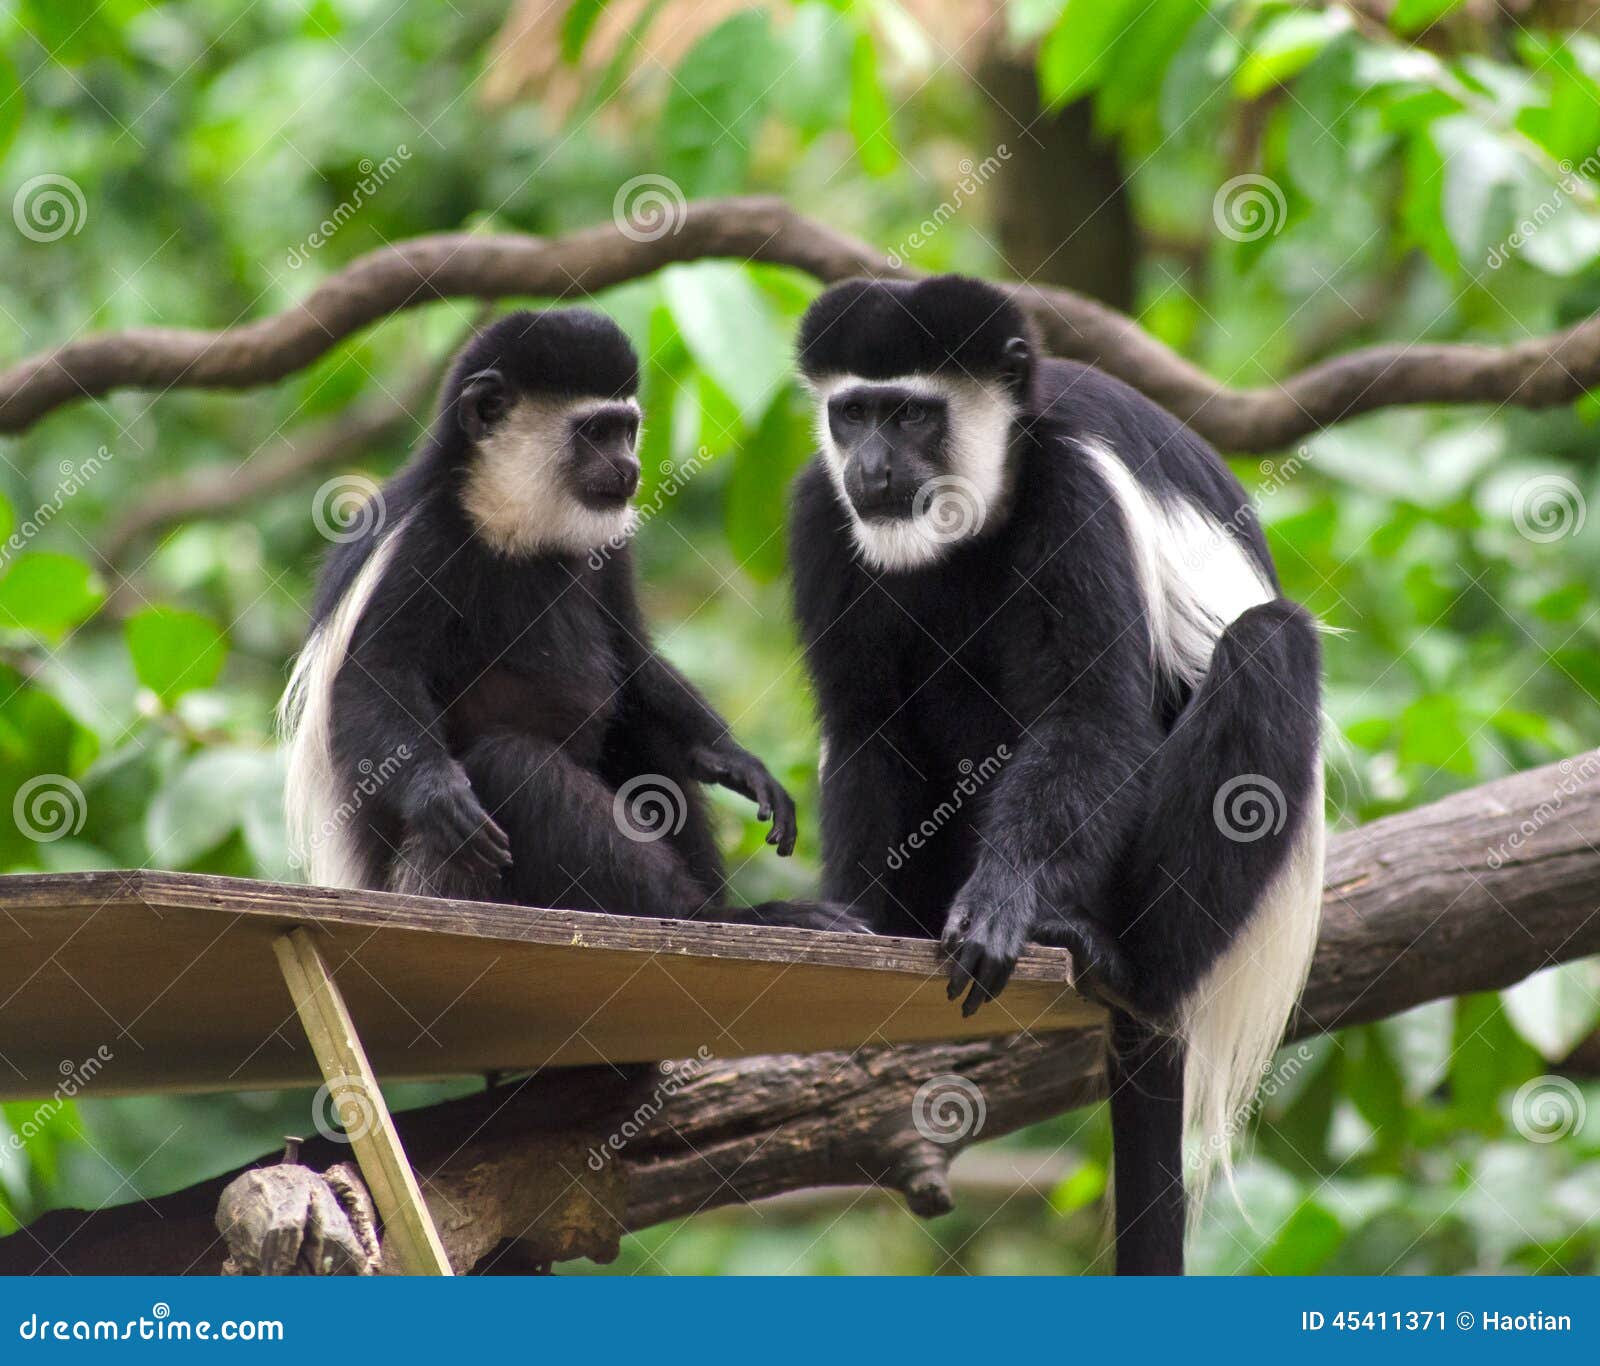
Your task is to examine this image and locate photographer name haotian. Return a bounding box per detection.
[1481,1310,1573,1332]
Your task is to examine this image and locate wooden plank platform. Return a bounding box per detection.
[0,871,1097,1100]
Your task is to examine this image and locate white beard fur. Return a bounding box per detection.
[461,396,641,558]
[812,374,1017,573]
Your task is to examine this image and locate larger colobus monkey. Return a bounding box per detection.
[789,276,1324,1273]
[282,308,864,935]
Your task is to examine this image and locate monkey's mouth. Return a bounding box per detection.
[850,492,918,522]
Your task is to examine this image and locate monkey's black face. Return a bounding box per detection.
[826,385,949,521]
[564,402,642,509]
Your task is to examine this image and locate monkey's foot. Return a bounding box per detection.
[1034,914,1138,1015]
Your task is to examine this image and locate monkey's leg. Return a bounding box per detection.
[458,734,715,919]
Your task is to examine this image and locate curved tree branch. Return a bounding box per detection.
[5,197,1600,451]
[4,751,1596,1274]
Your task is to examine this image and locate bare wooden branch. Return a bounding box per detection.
[7,198,1600,451]
[2,751,1595,1274]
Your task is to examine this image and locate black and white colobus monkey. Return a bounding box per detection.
[789,276,1325,1273]
[281,308,864,935]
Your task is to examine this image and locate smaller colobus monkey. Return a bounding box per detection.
[789,276,1325,1273]
[282,308,866,935]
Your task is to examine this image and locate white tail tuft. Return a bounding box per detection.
[278,516,411,888]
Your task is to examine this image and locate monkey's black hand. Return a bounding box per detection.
[401,764,513,892]
[688,744,798,856]
[940,879,1035,1018]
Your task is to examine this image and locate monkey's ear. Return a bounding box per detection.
[1000,336,1032,392]
[458,368,508,440]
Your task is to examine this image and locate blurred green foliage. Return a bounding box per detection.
[0,0,1597,1273]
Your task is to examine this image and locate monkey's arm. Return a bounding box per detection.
[788,461,919,925]
[941,541,1162,1014]
[329,615,512,892]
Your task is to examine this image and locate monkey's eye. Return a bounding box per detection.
[899,400,927,427]
[842,400,866,424]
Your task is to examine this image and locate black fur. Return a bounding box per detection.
[305,309,865,935]
[789,276,1323,1272]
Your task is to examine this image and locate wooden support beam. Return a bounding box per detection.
[272,927,452,1276]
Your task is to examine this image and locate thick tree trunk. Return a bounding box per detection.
[3,753,1595,1275]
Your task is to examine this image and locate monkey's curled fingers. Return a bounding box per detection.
[408,772,513,877]
[940,892,1030,1018]
[689,745,798,856]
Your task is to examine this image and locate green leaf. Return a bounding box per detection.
[1390,0,1466,36]
[1094,0,1207,132]
[560,0,608,65]
[0,553,102,638]
[727,391,813,582]
[660,11,778,196]
[144,747,275,868]
[1502,961,1600,1061]
[0,51,23,168]
[1039,0,1140,108]
[1048,1159,1107,1215]
[659,263,791,428]
[124,608,229,707]
[0,493,13,549]
[848,29,897,176]
[1233,10,1352,100]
